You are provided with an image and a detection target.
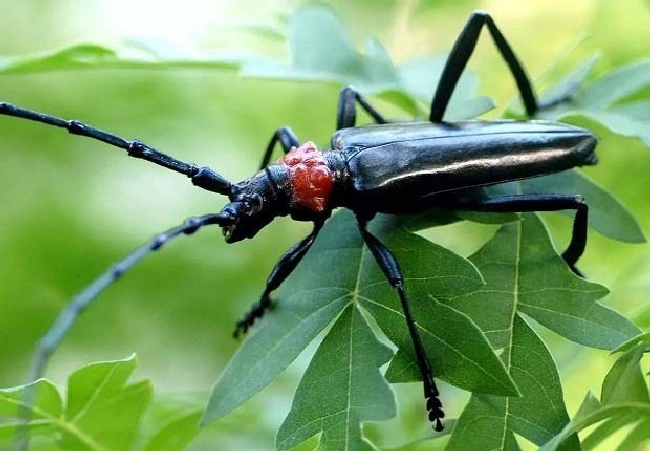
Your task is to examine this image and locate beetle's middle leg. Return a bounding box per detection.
[357,216,445,432]
[457,193,588,275]
[336,86,388,130]
[234,220,325,337]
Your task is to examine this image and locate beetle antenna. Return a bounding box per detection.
[14,212,233,450]
[0,102,232,195]
[27,212,233,384]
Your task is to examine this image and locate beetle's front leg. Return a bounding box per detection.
[336,86,388,130]
[457,194,588,274]
[356,216,445,432]
[234,220,325,337]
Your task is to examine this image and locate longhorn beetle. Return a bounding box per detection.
[1,11,596,432]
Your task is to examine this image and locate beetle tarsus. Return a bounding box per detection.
[234,296,273,338]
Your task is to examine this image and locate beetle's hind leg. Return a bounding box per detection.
[356,216,445,432]
[336,86,388,130]
[429,11,575,123]
[457,194,589,275]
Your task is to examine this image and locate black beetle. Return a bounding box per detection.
[0,11,596,431]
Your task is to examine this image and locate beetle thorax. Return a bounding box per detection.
[278,142,335,215]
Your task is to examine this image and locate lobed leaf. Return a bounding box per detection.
[0,379,62,443]
[275,305,395,451]
[446,214,591,450]
[0,356,198,451]
[205,209,515,436]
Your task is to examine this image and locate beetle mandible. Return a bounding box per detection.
[0,11,596,431]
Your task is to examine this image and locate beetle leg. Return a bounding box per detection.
[357,217,445,432]
[0,102,232,195]
[430,11,539,122]
[337,86,388,130]
[458,194,588,275]
[234,220,325,337]
[259,126,301,169]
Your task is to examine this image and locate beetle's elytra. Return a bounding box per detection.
[0,10,597,433]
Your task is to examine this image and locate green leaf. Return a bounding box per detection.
[580,109,650,147]
[0,356,159,451]
[540,345,650,450]
[580,413,642,451]
[534,58,650,146]
[601,345,648,404]
[61,357,152,451]
[240,5,397,87]
[445,215,586,450]
[0,379,62,443]
[543,403,650,451]
[615,418,650,451]
[453,213,637,350]
[142,411,201,451]
[203,212,359,425]
[0,44,119,73]
[577,59,650,109]
[537,53,600,108]
[276,304,395,451]
[612,332,650,353]
[610,100,650,120]
[242,6,487,118]
[360,217,516,396]
[66,354,138,419]
[0,43,244,74]
[447,316,579,450]
[205,210,510,429]
[397,56,495,119]
[377,296,518,396]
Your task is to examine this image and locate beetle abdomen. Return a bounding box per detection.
[335,121,596,207]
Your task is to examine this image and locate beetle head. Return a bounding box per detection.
[218,169,288,243]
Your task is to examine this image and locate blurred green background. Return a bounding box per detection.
[1,0,649,449]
